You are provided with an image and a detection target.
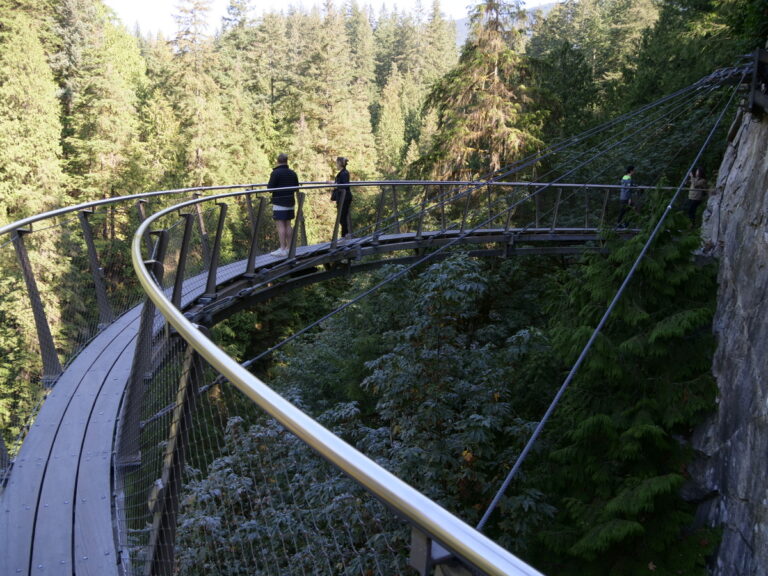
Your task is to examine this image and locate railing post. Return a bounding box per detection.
[600,187,610,228]
[193,193,211,268]
[144,340,205,576]
[391,185,401,234]
[585,187,590,228]
[78,210,115,327]
[245,197,267,275]
[244,192,257,235]
[504,185,517,233]
[372,188,386,244]
[0,434,9,487]
[12,229,62,385]
[137,199,154,256]
[203,203,228,299]
[535,193,541,229]
[299,194,308,247]
[409,528,473,576]
[115,230,169,468]
[416,186,428,240]
[550,187,562,231]
[172,214,195,308]
[288,192,305,259]
[459,190,471,234]
[487,183,493,226]
[440,185,447,232]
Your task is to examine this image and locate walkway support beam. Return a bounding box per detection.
[12,229,62,385]
[116,230,169,467]
[78,210,115,327]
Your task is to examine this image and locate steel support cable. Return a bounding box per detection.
[319,77,714,260]
[484,80,731,231]
[493,90,695,177]
[128,82,735,576]
[239,91,704,369]
[134,214,546,576]
[479,85,718,228]
[484,77,715,182]
[180,81,726,427]
[184,80,723,387]
[243,86,708,298]
[321,78,710,250]
[448,79,715,230]
[475,72,746,532]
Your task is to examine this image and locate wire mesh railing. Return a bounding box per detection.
[0,173,673,574]
[0,184,259,461]
[119,179,659,576]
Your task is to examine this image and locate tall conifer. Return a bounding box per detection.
[416,0,541,180]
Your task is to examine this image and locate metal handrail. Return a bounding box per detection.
[1,180,671,239]
[131,186,546,576]
[0,184,260,238]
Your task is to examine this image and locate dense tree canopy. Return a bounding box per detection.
[0,0,765,571]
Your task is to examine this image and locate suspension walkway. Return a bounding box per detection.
[0,178,640,576]
[0,62,749,576]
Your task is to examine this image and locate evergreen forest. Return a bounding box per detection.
[1,0,766,573]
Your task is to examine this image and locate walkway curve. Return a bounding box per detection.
[0,180,638,576]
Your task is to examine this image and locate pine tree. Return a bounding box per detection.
[0,5,64,220]
[0,1,65,452]
[534,205,719,575]
[167,0,234,186]
[374,64,406,177]
[627,0,763,108]
[53,0,147,201]
[346,1,377,102]
[216,1,273,183]
[415,0,542,180]
[526,0,658,121]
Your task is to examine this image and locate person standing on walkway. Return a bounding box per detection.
[685,166,708,228]
[617,165,635,228]
[331,156,352,240]
[267,153,299,257]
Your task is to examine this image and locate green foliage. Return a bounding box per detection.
[261,255,562,549]
[176,415,409,575]
[531,206,719,574]
[0,7,64,221]
[526,0,660,137]
[416,0,543,180]
[627,0,766,108]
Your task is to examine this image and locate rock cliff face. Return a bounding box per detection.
[695,108,768,576]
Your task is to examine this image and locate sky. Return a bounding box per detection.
[102,0,551,38]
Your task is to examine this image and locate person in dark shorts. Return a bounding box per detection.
[267,153,299,257]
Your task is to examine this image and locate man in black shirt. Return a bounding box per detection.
[267,153,299,257]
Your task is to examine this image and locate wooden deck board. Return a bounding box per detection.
[0,228,617,576]
[0,309,140,576]
[74,335,137,576]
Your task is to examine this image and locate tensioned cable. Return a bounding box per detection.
[464,73,721,183]
[481,78,734,232]
[238,79,723,370]
[232,76,716,306]
[155,74,726,447]
[286,74,715,253]
[475,69,746,532]
[170,73,725,418]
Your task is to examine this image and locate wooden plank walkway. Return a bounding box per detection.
[0,228,624,576]
[0,252,284,576]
